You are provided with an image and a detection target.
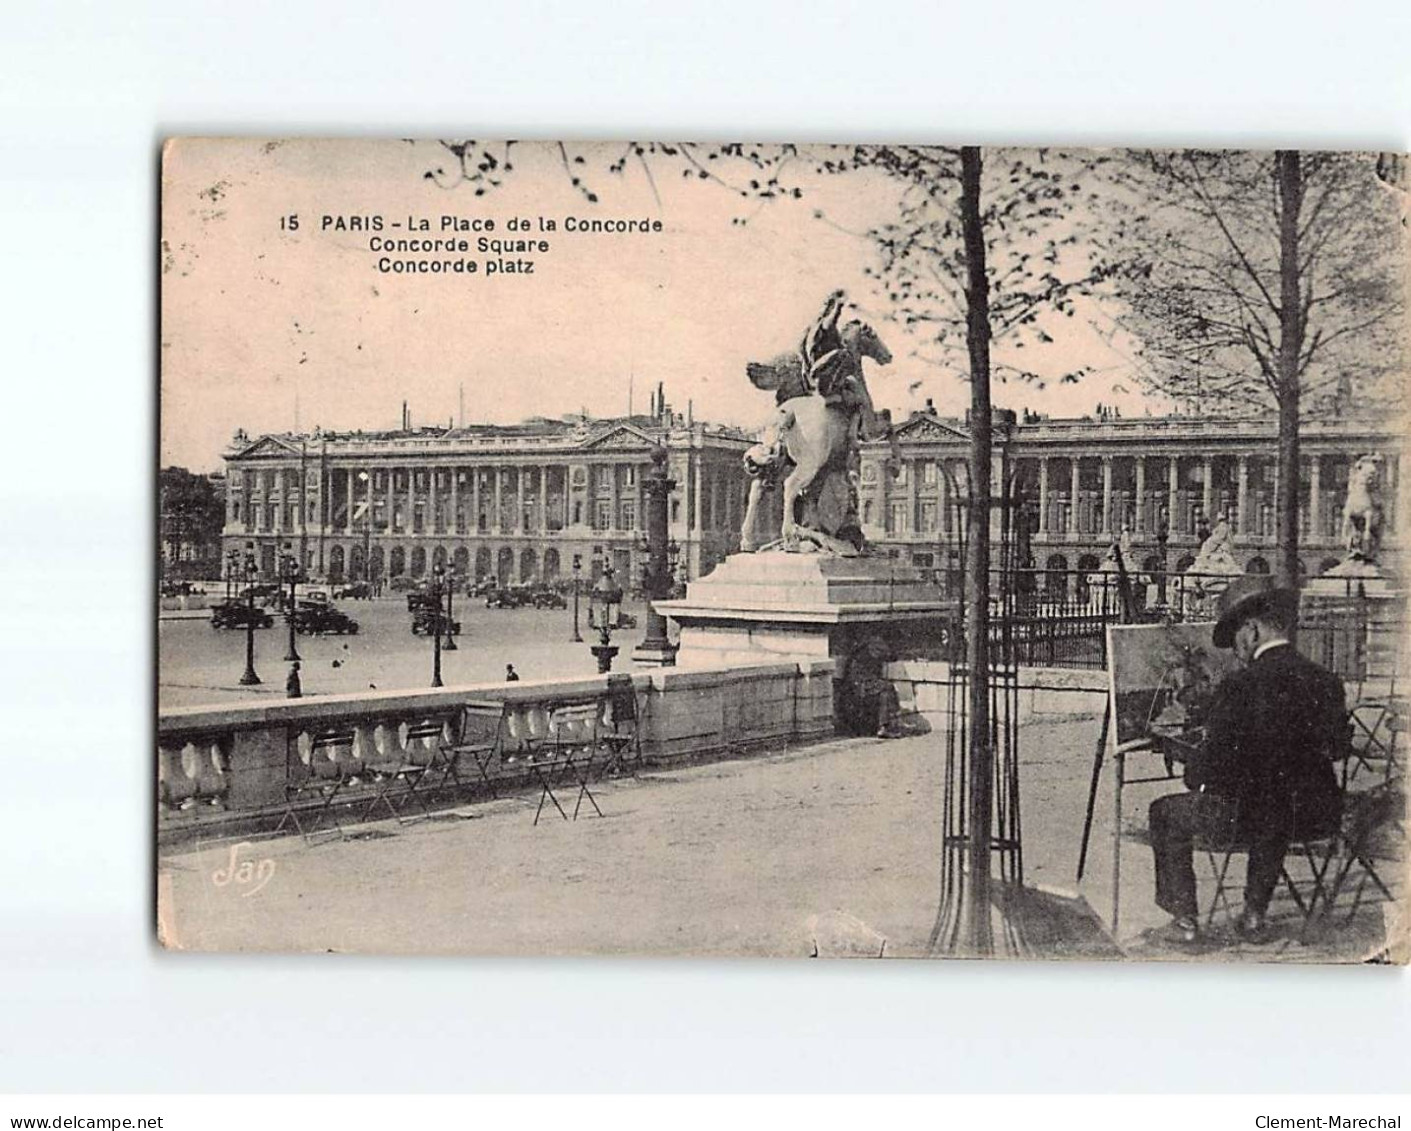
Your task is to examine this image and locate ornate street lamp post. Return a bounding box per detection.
[569,554,583,642]
[238,546,261,687]
[587,561,624,674]
[1156,515,1170,606]
[281,542,301,662]
[357,470,372,585]
[442,564,458,651]
[632,444,678,666]
[429,563,445,688]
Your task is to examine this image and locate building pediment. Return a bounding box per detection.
[891,415,969,443]
[231,435,304,460]
[581,423,657,451]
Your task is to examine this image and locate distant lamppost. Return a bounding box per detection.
[357,470,372,583]
[587,561,624,673]
[1156,517,1170,606]
[569,553,583,642]
[632,444,679,666]
[239,546,261,686]
[442,563,459,651]
[429,564,445,688]
[281,542,301,662]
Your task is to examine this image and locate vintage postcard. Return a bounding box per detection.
[158,138,1408,960]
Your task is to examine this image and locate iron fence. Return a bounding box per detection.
[929,566,1406,675]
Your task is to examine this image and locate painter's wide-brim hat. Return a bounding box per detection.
[1211,575,1299,649]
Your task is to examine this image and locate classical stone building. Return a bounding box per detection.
[221,396,752,588]
[224,396,1405,590]
[860,409,1407,582]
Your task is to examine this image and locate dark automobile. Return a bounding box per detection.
[469,577,498,598]
[530,587,568,609]
[291,602,359,635]
[410,608,461,636]
[486,586,531,609]
[334,581,372,600]
[389,576,419,593]
[407,589,439,613]
[211,601,274,630]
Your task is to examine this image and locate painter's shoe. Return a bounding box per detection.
[1162,915,1201,947]
[1235,909,1273,944]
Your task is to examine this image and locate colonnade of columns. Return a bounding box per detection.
[860,450,1397,545]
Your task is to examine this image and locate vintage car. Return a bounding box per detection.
[529,586,568,610]
[333,581,373,600]
[485,586,532,609]
[407,589,439,613]
[291,602,359,635]
[210,601,274,630]
[410,608,461,636]
[389,575,420,593]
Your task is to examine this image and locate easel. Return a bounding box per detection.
[1075,697,1178,935]
[1073,546,1180,935]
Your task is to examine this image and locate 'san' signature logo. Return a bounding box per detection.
[211,842,276,898]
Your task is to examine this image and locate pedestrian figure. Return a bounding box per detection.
[285,660,302,699]
[505,663,520,682]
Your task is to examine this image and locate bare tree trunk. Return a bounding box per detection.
[1276,150,1304,588]
[960,146,994,955]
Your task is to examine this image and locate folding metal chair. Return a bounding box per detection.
[533,701,603,825]
[358,719,433,826]
[446,700,513,798]
[1197,823,1339,934]
[1345,696,1407,788]
[274,727,355,844]
[1317,782,1403,923]
[597,674,642,777]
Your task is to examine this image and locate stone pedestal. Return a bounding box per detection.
[1304,556,1399,598]
[655,551,955,667]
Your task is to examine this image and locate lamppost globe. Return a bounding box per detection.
[587,562,623,673]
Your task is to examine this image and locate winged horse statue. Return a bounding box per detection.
[740,290,899,552]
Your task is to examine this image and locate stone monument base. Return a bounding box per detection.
[655,551,955,667]
[1304,556,1399,598]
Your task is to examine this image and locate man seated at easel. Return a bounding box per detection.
[1147,576,1344,945]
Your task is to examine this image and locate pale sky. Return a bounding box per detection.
[161,139,1165,471]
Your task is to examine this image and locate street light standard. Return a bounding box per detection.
[1156,516,1170,607]
[632,443,678,666]
[281,542,301,662]
[442,563,458,651]
[569,554,583,642]
[587,561,624,674]
[238,547,261,686]
[357,470,372,585]
[429,563,445,688]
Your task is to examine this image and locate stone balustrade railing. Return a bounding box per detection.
[157,659,835,834]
